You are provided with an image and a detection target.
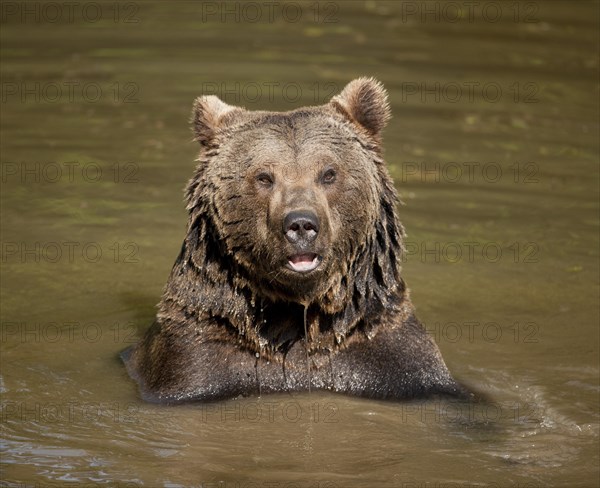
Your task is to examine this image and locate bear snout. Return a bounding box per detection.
[283,210,319,245]
[281,210,325,274]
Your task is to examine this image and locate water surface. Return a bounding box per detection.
[1,1,598,487]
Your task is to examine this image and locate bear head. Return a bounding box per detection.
[164,78,406,353]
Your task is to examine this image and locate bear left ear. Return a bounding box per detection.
[330,77,391,139]
[191,95,244,145]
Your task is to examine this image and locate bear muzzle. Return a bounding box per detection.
[282,210,323,273]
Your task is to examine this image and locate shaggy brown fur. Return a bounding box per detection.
[122,77,469,403]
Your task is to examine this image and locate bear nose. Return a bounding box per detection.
[283,210,319,245]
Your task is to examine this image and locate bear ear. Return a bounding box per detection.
[330,77,391,139]
[191,95,244,145]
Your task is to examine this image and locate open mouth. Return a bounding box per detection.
[287,253,321,273]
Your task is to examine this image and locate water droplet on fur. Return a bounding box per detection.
[304,304,311,394]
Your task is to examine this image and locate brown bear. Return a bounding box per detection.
[122,77,470,404]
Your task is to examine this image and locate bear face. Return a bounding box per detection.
[122,78,468,403]
[196,109,381,305]
[182,79,404,341]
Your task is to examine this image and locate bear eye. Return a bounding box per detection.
[321,168,337,185]
[256,172,274,188]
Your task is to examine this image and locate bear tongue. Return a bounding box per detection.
[288,253,319,272]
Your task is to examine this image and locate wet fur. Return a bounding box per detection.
[122,78,469,403]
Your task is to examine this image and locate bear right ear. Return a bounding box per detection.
[330,77,391,140]
[191,95,244,145]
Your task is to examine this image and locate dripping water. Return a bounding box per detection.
[254,351,261,397]
[254,298,265,397]
[303,304,311,393]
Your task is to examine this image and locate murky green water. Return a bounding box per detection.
[1,1,598,487]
